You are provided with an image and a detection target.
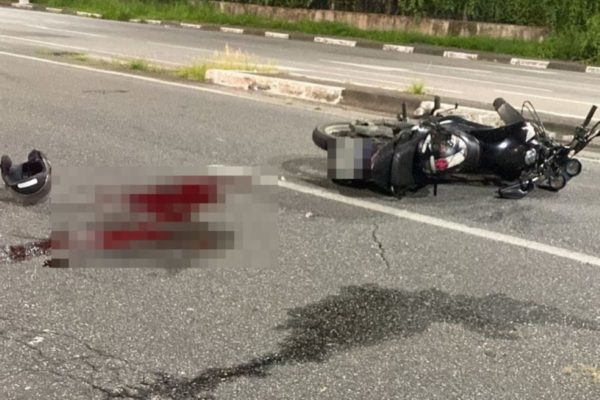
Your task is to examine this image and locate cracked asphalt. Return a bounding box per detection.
[1,43,600,400]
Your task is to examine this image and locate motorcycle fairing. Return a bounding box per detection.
[368,130,428,193]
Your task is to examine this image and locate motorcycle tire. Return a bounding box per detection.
[548,173,568,191]
[312,122,357,151]
[312,120,409,151]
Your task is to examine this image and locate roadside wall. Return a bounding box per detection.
[205,1,549,41]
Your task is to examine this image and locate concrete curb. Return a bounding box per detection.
[205,69,344,104]
[2,2,599,76]
[205,69,598,148]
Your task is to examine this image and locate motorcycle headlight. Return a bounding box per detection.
[524,149,537,166]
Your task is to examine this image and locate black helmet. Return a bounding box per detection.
[1,149,52,204]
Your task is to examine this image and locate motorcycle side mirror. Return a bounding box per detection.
[583,105,597,128]
[431,96,441,115]
[397,102,407,121]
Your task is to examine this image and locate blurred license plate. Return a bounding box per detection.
[327,137,373,180]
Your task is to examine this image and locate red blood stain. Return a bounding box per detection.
[128,183,218,222]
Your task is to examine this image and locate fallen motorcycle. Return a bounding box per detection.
[312,97,599,199]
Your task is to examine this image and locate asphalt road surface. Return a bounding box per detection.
[1,7,600,121]
[1,38,600,400]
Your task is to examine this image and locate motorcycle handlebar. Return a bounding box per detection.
[583,105,597,128]
[492,97,525,125]
[493,97,507,111]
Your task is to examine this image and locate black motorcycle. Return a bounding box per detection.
[312,97,599,199]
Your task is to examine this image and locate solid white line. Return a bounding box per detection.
[535,109,590,120]
[323,59,552,92]
[278,180,600,267]
[2,48,599,265]
[0,35,184,66]
[146,41,213,53]
[0,50,273,103]
[434,65,491,74]
[427,86,464,94]
[580,157,600,164]
[492,65,558,75]
[288,68,463,94]
[325,60,408,72]
[493,89,594,107]
[23,24,108,38]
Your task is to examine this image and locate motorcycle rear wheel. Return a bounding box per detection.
[312,122,355,151]
[312,120,407,151]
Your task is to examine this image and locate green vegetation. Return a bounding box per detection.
[407,80,425,95]
[176,44,277,81]
[41,44,279,82]
[223,1,599,31]
[33,0,600,64]
[128,58,151,71]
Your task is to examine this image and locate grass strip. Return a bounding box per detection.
[31,0,600,65]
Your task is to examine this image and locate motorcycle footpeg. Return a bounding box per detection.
[498,180,533,199]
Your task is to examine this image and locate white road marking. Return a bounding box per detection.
[23,24,108,38]
[323,60,553,92]
[324,60,408,72]
[1,48,600,266]
[434,65,491,74]
[492,65,558,75]
[288,69,464,94]
[0,50,277,103]
[0,35,185,66]
[494,89,592,106]
[278,180,600,268]
[427,86,464,94]
[146,41,213,53]
[580,157,600,164]
[534,109,591,120]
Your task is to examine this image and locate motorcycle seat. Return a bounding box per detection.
[438,116,527,144]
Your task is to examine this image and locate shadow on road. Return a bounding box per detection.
[123,284,598,399]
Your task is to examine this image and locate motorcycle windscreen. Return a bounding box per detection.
[327,137,373,180]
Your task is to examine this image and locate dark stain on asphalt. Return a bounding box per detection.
[113,284,599,400]
[83,90,129,95]
[0,239,50,265]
